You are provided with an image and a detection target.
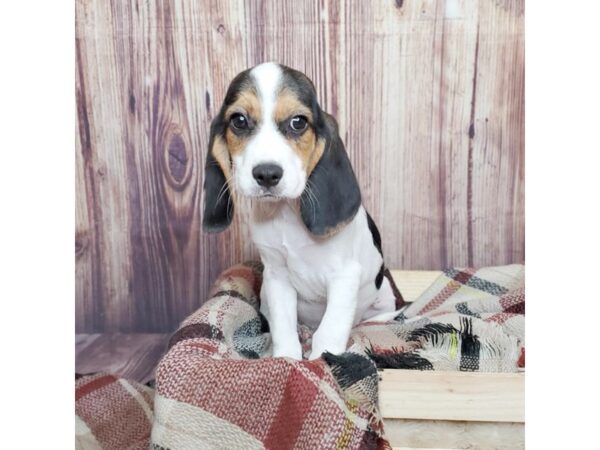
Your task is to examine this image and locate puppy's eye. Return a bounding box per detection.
[288,115,308,133]
[230,113,249,130]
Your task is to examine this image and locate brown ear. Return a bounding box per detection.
[202,118,233,233]
[300,111,361,236]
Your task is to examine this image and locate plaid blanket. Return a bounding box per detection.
[75,373,154,450]
[75,262,524,450]
[359,265,525,372]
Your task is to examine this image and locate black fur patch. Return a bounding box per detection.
[366,211,385,290]
[375,264,384,289]
[365,211,383,256]
[202,148,233,232]
[299,112,361,235]
[222,68,253,106]
[279,65,320,113]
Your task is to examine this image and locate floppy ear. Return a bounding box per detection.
[300,112,361,236]
[202,118,233,233]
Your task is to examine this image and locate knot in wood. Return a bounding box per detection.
[167,133,188,183]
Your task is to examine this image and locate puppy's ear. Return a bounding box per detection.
[202,117,233,233]
[300,111,361,236]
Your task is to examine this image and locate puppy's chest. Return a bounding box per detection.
[251,209,334,301]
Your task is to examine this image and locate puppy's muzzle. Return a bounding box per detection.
[252,163,283,188]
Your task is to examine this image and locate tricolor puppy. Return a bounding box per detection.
[203,62,400,360]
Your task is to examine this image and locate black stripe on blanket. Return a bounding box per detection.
[459,317,481,371]
[151,444,171,450]
[366,318,482,371]
[365,346,434,370]
[407,323,457,343]
[455,302,481,318]
[323,352,378,389]
[444,269,509,296]
[168,323,224,349]
[212,289,251,302]
[232,315,270,359]
[408,319,482,371]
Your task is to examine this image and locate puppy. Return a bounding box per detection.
[203,62,401,359]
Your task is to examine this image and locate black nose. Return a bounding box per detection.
[252,163,283,188]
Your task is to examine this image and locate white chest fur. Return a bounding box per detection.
[250,201,393,329]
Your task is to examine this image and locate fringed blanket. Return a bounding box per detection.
[75,262,524,450]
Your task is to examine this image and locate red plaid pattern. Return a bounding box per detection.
[152,263,389,450]
[75,373,154,450]
[75,262,524,449]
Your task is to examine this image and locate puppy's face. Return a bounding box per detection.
[214,63,324,201]
[203,63,361,236]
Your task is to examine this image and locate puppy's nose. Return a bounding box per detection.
[252,163,283,188]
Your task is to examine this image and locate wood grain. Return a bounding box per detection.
[387,419,524,450]
[75,333,170,384]
[390,270,443,303]
[76,0,524,332]
[379,369,525,422]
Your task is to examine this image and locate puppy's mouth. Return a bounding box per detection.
[255,190,283,202]
[250,182,306,202]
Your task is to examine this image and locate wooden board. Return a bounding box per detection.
[76,0,524,333]
[75,335,524,424]
[386,419,524,450]
[379,369,524,423]
[390,270,442,303]
[75,333,170,384]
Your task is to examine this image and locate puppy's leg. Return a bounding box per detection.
[261,266,303,360]
[309,262,361,360]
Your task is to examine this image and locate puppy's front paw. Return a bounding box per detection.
[309,331,347,360]
[272,339,303,360]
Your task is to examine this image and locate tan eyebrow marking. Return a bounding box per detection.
[271,92,321,176]
[273,89,313,124]
[272,88,322,174]
[224,88,262,122]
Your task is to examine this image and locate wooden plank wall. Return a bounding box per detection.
[75,0,524,332]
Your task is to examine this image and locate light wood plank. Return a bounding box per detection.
[386,418,524,449]
[379,369,524,423]
[390,270,442,303]
[75,333,170,384]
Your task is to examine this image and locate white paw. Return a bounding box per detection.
[309,332,347,360]
[272,338,303,360]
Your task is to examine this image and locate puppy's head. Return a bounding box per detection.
[202,62,361,236]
